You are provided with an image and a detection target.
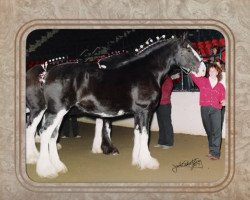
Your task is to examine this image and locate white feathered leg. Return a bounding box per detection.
[49,115,67,174]
[138,127,159,169]
[49,130,68,174]
[132,125,141,166]
[92,118,103,153]
[26,109,45,164]
[36,109,67,178]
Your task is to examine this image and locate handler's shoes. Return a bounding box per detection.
[161,145,173,149]
[154,144,173,149]
[209,155,220,160]
[154,144,162,148]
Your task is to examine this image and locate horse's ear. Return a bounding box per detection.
[179,32,189,47]
[181,32,188,42]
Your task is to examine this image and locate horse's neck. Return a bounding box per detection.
[142,52,174,85]
[138,41,177,83]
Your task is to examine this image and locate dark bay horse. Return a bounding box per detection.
[26,34,206,178]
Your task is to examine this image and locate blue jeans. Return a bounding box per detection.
[201,106,222,158]
[156,104,174,146]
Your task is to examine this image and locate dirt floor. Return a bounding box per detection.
[26,122,225,183]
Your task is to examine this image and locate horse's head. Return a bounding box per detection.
[174,33,206,76]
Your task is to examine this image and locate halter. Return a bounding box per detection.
[179,66,191,74]
[179,60,205,75]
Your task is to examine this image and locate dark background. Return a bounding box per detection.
[26,29,224,91]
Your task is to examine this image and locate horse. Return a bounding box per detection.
[26,58,119,163]
[26,33,206,178]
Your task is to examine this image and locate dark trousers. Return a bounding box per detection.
[221,106,225,131]
[201,106,222,158]
[59,115,79,137]
[156,104,174,146]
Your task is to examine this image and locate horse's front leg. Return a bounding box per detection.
[92,118,103,153]
[132,111,159,170]
[101,119,119,155]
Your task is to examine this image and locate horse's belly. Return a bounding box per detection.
[76,100,128,118]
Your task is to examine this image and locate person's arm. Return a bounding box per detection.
[190,73,202,88]
[220,86,226,106]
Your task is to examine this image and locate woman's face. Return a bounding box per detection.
[209,67,218,79]
[212,48,217,54]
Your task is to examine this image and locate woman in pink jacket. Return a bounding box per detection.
[191,62,225,160]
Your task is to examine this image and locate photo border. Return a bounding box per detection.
[15,19,235,193]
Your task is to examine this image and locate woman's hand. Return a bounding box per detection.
[221,100,226,106]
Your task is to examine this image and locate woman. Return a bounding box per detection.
[191,63,225,160]
[155,73,180,149]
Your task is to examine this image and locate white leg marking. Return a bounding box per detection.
[36,109,67,178]
[92,118,103,154]
[35,133,41,143]
[35,115,45,143]
[106,122,111,139]
[49,129,67,174]
[56,143,62,150]
[132,125,141,166]
[132,126,159,170]
[138,127,159,169]
[26,109,45,164]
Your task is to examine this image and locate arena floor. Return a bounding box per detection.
[26,122,226,183]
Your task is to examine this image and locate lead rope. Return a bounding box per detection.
[180,66,191,74]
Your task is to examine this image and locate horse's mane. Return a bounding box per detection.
[135,36,179,57]
[97,36,180,70]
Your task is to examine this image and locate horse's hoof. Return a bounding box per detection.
[102,146,119,155]
[36,163,58,178]
[140,157,160,170]
[26,152,39,164]
[52,161,68,174]
[110,147,119,155]
[57,143,62,150]
[91,148,103,154]
[26,156,38,164]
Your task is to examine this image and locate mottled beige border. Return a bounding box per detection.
[14,19,235,193]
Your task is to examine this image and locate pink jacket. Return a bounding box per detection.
[159,76,173,105]
[191,74,225,109]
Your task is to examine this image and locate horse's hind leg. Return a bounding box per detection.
[92,118,119,155]
[26,109,46,164]
[101,119,119,155]
[36,109,67,178]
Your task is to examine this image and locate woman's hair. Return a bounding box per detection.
[207,62,223,81]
